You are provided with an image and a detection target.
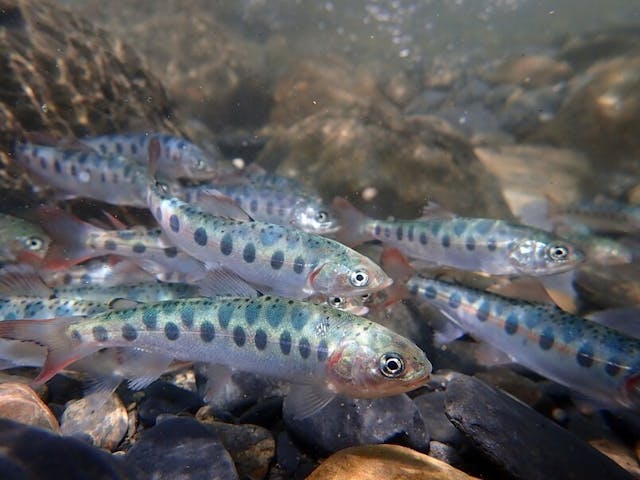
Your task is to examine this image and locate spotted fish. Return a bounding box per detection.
[550,198,640,235]
[14,143,147,207]
[80,133,227,180]
[147,141,391,299]
[36,207,208,283]
[333,197,585,276]
[0,213,50,265]
[179,182,340,234]
[0,296,432,416]
[406,274,640,409]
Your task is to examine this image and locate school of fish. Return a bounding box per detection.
[1,131,639,417]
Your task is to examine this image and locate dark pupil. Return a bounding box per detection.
[386,359,399,371]
[332,297,341,305]
[356,274,364,282]
[554,248,566,257]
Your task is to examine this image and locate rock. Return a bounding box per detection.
[444,375,635,480]
[306,444,479,480]
[198,370,287,417]
[274,430,318,479]
[65,0,269,132]
[574,263,640,309]
[483,53,572,88]
[126,416,238,480]
[474,367,545,407]
[137,381,203,427]
[194,413,275,480]
[412,391,464,446]
[529,56,640,169]
[589,438,640,478]
[428,441,465,468]
[0,383,58,432]
[0,0,185,196]
[0,418,139,479]
[475,144,596,214]
[60,393,128,451]
[283,393,429,455]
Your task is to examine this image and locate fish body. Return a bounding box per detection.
[551,200,640,235]
[180,182,339,234]
[147,174,391,299]
[37,208,207,283]
[52,281,200,303]
[0,213,50,264]
[0,296,432,402]
[0,297,107,320]
[42,258,154,287]
[14,143,147,207]
[334,198,584,276]
[407,275,640,409]
[80,133,226,180]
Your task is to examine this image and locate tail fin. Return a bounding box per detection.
[331,197,371,246]
[36,207,103,270]
[0,316,95,384]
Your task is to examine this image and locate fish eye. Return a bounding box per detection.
[329,296,344,307]
[548,244,570,261]
[315,210,329,223]
[379,352,405,378]
[26,236,44,250]
[349,270,369,287]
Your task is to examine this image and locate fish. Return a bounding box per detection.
[13,143,148,207]
[36,207,208,283]
[333,197,585,276]
[0,264,200,304]
[79,133,227,180]
[147,140,392,298]
[41,258,154,287]
[0,296,432,417]
[0,213,50,264]
[550,198,640,235]
[402,271,640,410]
[179,182,340,234]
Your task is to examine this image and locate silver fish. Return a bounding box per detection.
[0,296,432,417]
[147,141,391,299]
[334,197,585,276]
[80,133,227,180]
[14,143,147,207]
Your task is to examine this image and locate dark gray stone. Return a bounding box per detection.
[412,390,465,446]
[444,375,635,480]
[137,381,203,426]
[283,393,429,455]
[0,418,139,479]
[275,431,318,479]
[126,417,238,480]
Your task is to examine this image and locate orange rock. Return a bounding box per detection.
[307,444,478,480]
[0,382,59,433]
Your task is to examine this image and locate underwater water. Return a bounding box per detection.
[0,0,640,478]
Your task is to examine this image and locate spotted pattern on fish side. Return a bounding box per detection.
[0,297,109,321]
[22,296,431,395]
[361,216,584,276]
[14,143,148,207]
[407,275,640,408]
[148,178,391,299]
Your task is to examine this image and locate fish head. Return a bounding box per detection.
[175,143,221,180]
[291,202,341,234]
[324,295,370,315]
[308,255,392,297]
[325,326,432,398]
[509,237,585,275]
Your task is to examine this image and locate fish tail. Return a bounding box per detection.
[37,207,102,270]
[0,316,92,384]
[331,196,370,246]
